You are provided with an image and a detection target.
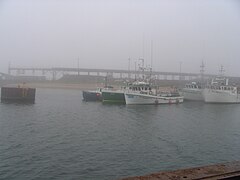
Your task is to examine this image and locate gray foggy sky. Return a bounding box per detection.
[0,0,240,76]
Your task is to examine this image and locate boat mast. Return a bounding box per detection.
[104,76,108,87]
[219,65,228,85]
[128,57,131,80]
[151,40,153,69]
[200,61,205,85]
[139,58,145,80]
[219,65,225,77]
[150,40,153,83]
[134,61,137,81]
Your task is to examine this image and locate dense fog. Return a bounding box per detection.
[0,0,240,76]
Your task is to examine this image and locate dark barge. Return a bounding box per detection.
[1,86,36,103]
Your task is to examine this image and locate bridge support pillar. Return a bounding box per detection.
[52,71,56,81]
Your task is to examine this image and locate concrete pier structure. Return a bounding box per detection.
[121,161,240,180]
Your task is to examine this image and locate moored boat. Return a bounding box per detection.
[181,62,205,101]
[101,81,151,104]
[124,81,183,105]
[101,89,125,104]
[203,76,240,103]
[124,92,184,105]
[181,82,204,101]
[82,88,102,101]
[82,86,114,102]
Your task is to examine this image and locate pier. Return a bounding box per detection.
[121,161,240,180]
[1,86,36,103]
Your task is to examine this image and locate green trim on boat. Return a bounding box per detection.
[102,91,126,104]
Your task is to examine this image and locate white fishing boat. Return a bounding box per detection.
[181,62,205,101]
[124,81,184,105]
[125,92,184,105]
[181,82,204,101]
[203,76,240,103]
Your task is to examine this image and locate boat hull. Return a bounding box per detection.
[82,91,102,101]
[101,90,125,104]
[124,93,184,105]
[181,88,204,101]
[203,89,240,103]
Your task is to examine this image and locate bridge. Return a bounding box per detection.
[6,66,240,85]
[0,72,12,80]
[8,67,218,81]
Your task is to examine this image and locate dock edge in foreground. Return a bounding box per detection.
[121,161,240,180]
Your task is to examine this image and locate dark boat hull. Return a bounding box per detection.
[82,91,102,101]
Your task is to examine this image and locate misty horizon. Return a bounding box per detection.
[0,0,240,76]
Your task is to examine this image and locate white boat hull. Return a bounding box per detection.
[124,93,184,105]
[203,89,240,103]
[181,88,204,101]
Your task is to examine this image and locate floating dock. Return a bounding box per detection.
[1,86,36,103]
[121,161,240,180]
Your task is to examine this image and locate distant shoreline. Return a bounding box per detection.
[2,82,106,91]
[1,82,176,92]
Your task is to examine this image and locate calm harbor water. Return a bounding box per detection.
[0,88,240,180]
